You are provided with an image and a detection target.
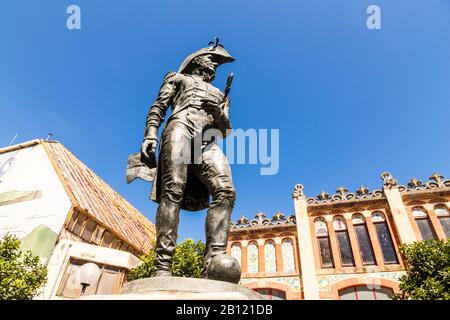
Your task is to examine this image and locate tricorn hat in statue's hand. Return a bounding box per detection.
[178,37,235,74]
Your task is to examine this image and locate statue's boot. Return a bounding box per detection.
[153,197,180,277]
[202,198,233,277]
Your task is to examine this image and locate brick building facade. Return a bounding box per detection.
[226,172,450,300]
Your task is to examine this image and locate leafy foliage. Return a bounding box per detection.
[172,239,205,278]
[0,233,48,300]
[127,239,205,281]
[392,239,450,300]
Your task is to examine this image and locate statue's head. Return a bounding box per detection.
[191,54,219,81]
[178,38,234,82]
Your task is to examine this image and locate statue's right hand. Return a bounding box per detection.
[141,138,158,162]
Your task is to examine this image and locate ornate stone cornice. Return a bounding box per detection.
[303,172,450,206]
[398,172,450,193]
[306,185,383,205]
[231,211,296,229]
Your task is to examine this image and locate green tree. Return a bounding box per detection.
[127,239,205,281]
[392,239,450,300]
[0,233,48,300]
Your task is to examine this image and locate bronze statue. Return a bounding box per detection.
[126,38,239,281]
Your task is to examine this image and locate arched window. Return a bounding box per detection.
[247,241,259,273]
[333,216,355,267]
[412,207,437,240]
[352,214,376,265]
[434,205,450,238]
[339,285,394,300]
[281,238,295,272]
[314,218,334,268]
[264,240,276,273]
[231,243,242,266]
[371,212,398,264]
[254,288,286,300]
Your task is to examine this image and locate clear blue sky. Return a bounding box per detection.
[1,1,449,242]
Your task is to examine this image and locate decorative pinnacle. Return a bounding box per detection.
[336,186,348,196]
[408,177,423,189]
[429,173,445,187]
[237,215,249,226]
[273,210,285,221]
[356,185,370,196]
[381,172,398,189]
[317,191,330,200]
[292,184,305,200]
[255,212,266,225]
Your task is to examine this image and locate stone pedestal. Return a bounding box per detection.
[80,277,263,300]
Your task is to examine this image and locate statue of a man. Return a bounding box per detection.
[128,39,236,278]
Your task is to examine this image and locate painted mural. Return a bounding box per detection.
[0,145,71,265]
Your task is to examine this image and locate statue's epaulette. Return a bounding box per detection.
[163,71,177,81]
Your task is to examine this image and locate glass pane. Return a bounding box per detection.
[339,287,357,300]
[255,288,286,300]
[352,214,365,225]
[336,231,355,266]
[371,212,386,223]
[374,223,398,264]
[247,242,259,273]
[356,285,375,300]
[318,237,334,268]
[355,225,376,265]
[434,205,450,217]
[416,219,437,240]
[374,287,394,300]
[333,216,347,231]
[231,244,242,266]
[412,207,428,218]
[264,241,276,273]
[315,218,329,236]
[282,239,296,272]
[439,216,450,238]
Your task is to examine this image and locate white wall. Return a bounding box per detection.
[0,144,72,263]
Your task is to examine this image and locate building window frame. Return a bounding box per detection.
[434,204,450,239]
[352,214,376,266]
[314,217,334,269]
[281,238,296,272]
[247,241,259,273]
[264,240,277,273]
[371,211,398,264]
[333,216,355,267]
[412,206,437,240]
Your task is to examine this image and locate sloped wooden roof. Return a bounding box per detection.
[40,141,155,254]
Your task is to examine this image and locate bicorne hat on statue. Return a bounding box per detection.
[178,37,235,74]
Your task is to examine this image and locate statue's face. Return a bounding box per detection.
[193,54,218,76]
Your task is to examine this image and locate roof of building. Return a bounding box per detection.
[0,139,155,254]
